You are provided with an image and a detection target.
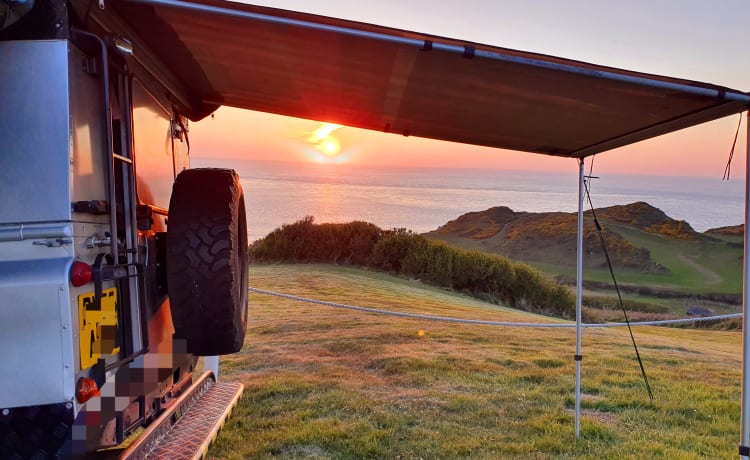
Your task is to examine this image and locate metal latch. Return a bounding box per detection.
[72,200,109,215]
[33,238,72,247]
[86,234,112,249]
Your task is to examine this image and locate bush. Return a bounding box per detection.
[249,216,316,261]
[251,218,575,317]
[510,263,575,318]
[582,295,669,314]
[249,217,381,264]
[370,228,424,272]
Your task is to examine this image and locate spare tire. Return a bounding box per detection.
[166,168,248,355]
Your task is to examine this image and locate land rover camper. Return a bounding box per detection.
[1,1,248,457]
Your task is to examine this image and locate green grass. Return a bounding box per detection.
[206,264,743,459]
[518,222,742,317]
[437,219,743,297]
[525,223,742,296]
[614,224,742,293]
[588,291,740,317]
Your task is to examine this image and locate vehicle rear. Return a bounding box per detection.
[0,1,248,457]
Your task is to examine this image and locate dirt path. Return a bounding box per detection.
[677,253,722,286]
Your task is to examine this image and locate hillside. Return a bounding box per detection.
[207,264,743,459]
[706,224,744,237]
[425,201,704,271]
[425,201,743,299]
[593,202,709,241]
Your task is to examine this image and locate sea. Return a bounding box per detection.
[192,157,746,243]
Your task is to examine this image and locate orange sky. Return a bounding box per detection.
[190,107,747,178]
[189,1,750,179]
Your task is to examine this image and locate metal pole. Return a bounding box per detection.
[740,111,750,460]
[575,158,585,439]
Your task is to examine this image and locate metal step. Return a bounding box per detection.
[118,371,243,460]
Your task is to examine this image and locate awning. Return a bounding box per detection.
[79,0,750,158]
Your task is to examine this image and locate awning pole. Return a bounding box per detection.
[575,158,585,439]
[741,110,750,460]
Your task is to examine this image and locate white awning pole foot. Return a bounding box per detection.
[205,355,220,380]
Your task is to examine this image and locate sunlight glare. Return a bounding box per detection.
[322,138,340,156]
[308,123,344,159]
[312,123,341,141]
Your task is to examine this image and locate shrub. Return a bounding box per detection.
[421,240,456,287]
[318,221,383,265]
[251,218,575,318]
[397,241,574,315]
[249,217,381,264]
[369,228,424,272]
[249,215,316,261]
[510,262,575,318]
[582,295,669,314]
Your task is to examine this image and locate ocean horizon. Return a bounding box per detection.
[192,157,745,242]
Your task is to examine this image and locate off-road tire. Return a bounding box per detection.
[167,168,249,355]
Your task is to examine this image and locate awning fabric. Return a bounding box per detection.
[79,0,750,158]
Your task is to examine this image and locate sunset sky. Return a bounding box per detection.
[190,0,750,178]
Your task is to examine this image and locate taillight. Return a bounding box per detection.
[70,261,93,287]
[76,377,100,403]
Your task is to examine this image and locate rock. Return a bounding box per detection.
[686,307,714,317]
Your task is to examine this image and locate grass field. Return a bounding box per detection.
[435,220,743,317]
[207,264,743,459]
[429,218,743,297]
[607,224,742,294]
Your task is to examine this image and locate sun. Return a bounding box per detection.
[308,123,343,159]
[321,138,340,156]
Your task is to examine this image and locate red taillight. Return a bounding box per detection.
[76,377,100,403]
[70,261,93,287]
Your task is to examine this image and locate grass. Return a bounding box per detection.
[434,218,743,297]
[517,221,742,317]
[527,223,742,296]
[588,291,740,317]
[613,224,742,294]
[207,264,743,459]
